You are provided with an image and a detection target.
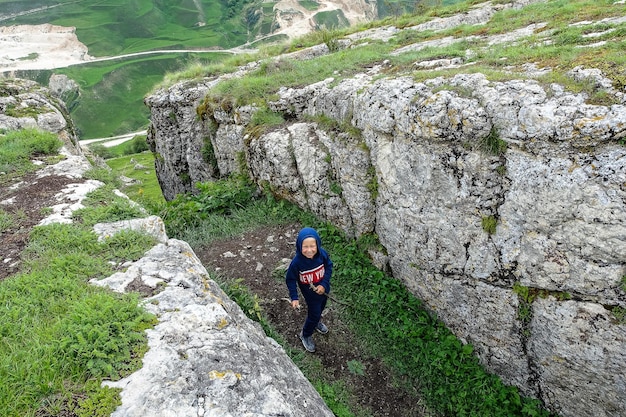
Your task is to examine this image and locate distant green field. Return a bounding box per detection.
[1,0,261,139]
[0,0,253,55]
[0,0,457,139]
[312,10,350,30]
[15,52,231,139]
[59,52,231,139]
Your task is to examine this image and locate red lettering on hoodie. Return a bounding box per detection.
[299,264,325,285]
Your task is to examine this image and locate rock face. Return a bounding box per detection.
[271,0,377,39]
[0,24,92,73]
[1,79,334,417]
[92,220,333,417]
[145,2,626,416]
[0,77,80,153]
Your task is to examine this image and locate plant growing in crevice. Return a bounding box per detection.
[366,165,379,201]
[244,107,285,139]
[513,282,536,337]
[431,84,474,98]
[356,232,386,254]
[481,215,497,235]
[196,94,235,125]
[179,172,191,187]
[481,127,507,156]
[612,306,626,325]
[304,113,362,141]
[512,284,571,335]
[201,136,218,169]
[330,181,343,195]
[235,151,250,179]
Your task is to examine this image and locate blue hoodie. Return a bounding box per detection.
[285,227,333,301]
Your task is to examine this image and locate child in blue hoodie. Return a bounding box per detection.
[286,227,333,353]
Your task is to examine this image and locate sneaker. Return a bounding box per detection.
[298,331,316,352]
[315,322,329,334]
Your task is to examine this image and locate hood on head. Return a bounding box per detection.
[295,227,321,256]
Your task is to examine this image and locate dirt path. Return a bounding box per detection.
[194,224,428,417]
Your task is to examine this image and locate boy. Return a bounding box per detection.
[285,227,333,353]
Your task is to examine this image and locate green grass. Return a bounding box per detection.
[298,0,320,11]
[312,10,350,30]
[191,0,626,122]
[105,151,166,213]
[200,42,391,112]
[0,128,63,182]
[0,124,164,415]
[160,177,553,417]
[71,185,148,227]
[0,134,160,415]
[0,207,26,234]
[0,223,157,416]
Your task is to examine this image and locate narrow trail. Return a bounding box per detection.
[194,224,428,417]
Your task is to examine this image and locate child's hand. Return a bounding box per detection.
[315,285,325,295]
[291,300,300,309]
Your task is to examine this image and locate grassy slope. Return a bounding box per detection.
[105,151,166,210]
[0,131,158,417]
[1,0,253,139]
[190,0,626,115]
[1,0,442,139]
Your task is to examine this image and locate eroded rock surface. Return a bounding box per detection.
[145,2,626,415]
[0,80,333,417]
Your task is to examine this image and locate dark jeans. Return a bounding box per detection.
[299,283,327,337]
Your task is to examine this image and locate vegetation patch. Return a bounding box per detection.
[481,215,498,234]
[246,107,285,137]
[161,177,553,417]
[104,150,166,213]
[298,0,320,11]
[611,306,626,325]
[313,10,350,31]
[0,207,26,233]
[0,220,157,416]
[481,127,507,156]
[160,177,256,233]
[0,128,63,182]
[71,185,147,226]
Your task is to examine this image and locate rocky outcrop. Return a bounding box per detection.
[0,77,80,153]
[1,79,333,417]
[145,2,626,416]
[92,219,333,417]
[0,24,92,73]
[271,0,377,39]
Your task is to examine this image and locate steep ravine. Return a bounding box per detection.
[145,1,626,416]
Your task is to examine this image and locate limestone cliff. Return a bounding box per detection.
[0,79,334,417]
[145,1,626,416]
[0,77,80,152]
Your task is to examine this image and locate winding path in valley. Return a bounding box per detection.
[1,0,375,144]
